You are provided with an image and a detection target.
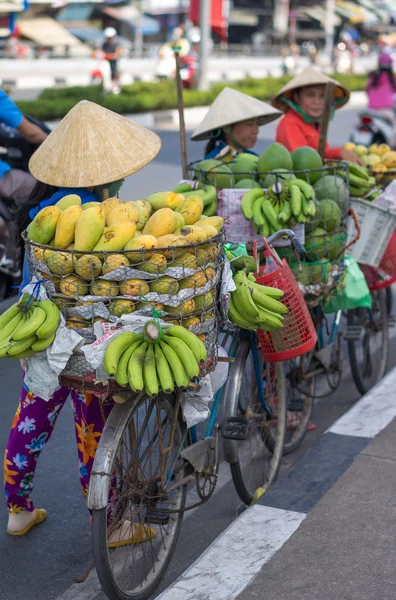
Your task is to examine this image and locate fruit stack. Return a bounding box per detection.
[0,298,60,359]
[104,322,207,394]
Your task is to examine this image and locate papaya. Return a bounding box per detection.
[90,280,119,298]
[175,196,204,225]
[142,208,177,238]
[149,276,179,295]
[60,275,89,297]
[102,254,130,275]
[197,216,224,232]
[119,279,150,296]
[93,220,136,252]
[101,197,121,220]
[106,203,139,226]
[55,194,82,210]
[54,204,83,249]
[75,255,102,280]
[28,206,61,245]
[45,249,74,276]
[74,206,105,252]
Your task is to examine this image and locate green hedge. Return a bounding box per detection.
[15,74,368,122]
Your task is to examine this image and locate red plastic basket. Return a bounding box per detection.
[253,242,317,362]
[360,232,396,291]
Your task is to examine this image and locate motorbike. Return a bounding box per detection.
[0,115,51,300]
[350,110,394,148]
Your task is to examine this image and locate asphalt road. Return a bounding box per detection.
[0,108,386,600]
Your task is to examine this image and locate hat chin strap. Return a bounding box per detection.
[281,96,335,124]
[223,126,244,151]
[94,179,125,200]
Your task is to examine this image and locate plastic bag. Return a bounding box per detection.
[323,256,372,314]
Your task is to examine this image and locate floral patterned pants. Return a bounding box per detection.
[4,382,114,514]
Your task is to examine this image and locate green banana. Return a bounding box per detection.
[163,334,199,379]
[241,189,264,220]
[349,173,371,189]
[154,343,174,393]
[115,341,142,387]
[250,282,284,299]
[10,349,36,359]
[7,335,37,357]
[31,332,56,352]
[128,342,148,392]
[249,284,288,315]
[166,325,207,362]
[35,301,60,340]
[252,303,284,327]
[202,196,218,217]
[0,311,24,343]
[104,332,143,376]
[262,200,282,231]
[200,185,217,207]
[289,178,315,201]
[12,306,46,341]
[307,200,317,217]
[234,271,260,319]
[278,200,292,223]
[159,340,190,388]
[261,214,270,238]
[289,185,302,217]
[225,252,257,273]
[172,183,193,194]
[252,197,265,228]
[348,162,369,181]
[181,189,206,198]
[228,295,256,330]
[0,303,20,331]
[350,186,367,198]
[143,343,159,397]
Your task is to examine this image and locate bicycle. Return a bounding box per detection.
[59,228,305,600]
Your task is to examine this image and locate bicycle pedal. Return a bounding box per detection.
[343,325,364,341]
[287,398,305,412]
[222,417,249,440]
[145,510,169,525]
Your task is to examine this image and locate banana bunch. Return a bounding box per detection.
[0,299,60,359]
[103,322,207,395]
[228,270,287,332]
[241,180,317,235]
[347,163,376,198]
[173,182,218,217]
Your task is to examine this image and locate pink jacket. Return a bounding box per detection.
[367,72,395,110]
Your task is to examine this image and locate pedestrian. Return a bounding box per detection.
[366,53,396,148]
[102,27,122,94]
[272,68,363,164]
[191,86,282,160]
[4,100,161,544]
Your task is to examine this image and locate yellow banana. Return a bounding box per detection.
[165,326,207,362]
[154,343,174,393]
[143,343,159,397]
[128,342,148,392]
[159,340,190,389]
[163,334,199,379]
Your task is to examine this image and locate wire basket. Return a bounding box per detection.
[370,167,396,188]
[24,229,226,379]
[360,232,396,291]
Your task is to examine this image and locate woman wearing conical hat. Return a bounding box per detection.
[272,68,363,165]
[191,87,282,160]
[5,101,160,545]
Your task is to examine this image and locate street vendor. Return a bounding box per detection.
[191,87,282,160]
[5,100,161,544]
[272,68,364,165]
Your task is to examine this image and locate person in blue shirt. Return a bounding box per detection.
[0,89,47,202]
[191,86,282,160]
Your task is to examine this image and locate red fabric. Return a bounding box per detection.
[275,109,342,160]
[189,0,228,40]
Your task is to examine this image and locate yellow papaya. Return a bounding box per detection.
[142,208,177,238]
[55,194,82,210]
[93,220,136,252]
[54,204,83,249]
[74,206,105,252]
[182,316,201,327]
[28,206,61,244]
[106,203,139,226]
[197,216,224,232]
[175,196,204,225]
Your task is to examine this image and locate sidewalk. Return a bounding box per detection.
[157,366,396,600]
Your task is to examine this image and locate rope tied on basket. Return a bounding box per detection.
[15,278,50,313]
[140,294,164,345]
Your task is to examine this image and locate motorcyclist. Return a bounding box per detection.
[102,27,122,94]
[366,53,396,147]
[0,88,47,202]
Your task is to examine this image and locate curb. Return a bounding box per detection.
[157,366,396,599]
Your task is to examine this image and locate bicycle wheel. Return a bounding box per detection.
[386,286,393,316]
[283,352,316,455]
[92,393,188,600]
[347,289,389,396]
[226,335,287,505]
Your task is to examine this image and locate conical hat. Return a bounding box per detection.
[191,87,282,141]
[271,68,350,112]
[29,100,161,187]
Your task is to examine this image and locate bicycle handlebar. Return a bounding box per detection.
[246,229,307,263]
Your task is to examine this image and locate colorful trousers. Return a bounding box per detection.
[4,381,114,514]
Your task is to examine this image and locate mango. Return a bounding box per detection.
[108,299,135,317]
[74,206,105,252]
[119,279,150,296]
[102,254,130,275]
[174,212,185,230]
[182,316,200,327]
[55,194,81,210]
[155,234,190,258]
[175,196,204,225]
[139,253,167,274]
[93,220,136,252]
[198,216,224,231]
[179,271,211,290]
[60,275,89,297]
[170,252,198,270]
[143,208,177,238]
[90,280,119,298]
[54,204,83,249]
[45,249,74,276]
[168,193,186,210]
[200,224,218,239]
[124,235,158,262]
[101,197,121,220]
[28,206,61,245]
[82,202,101,211]
[32,246,45,262]
[106,203,139,226]
[179,226,207,244]
[75,255,102,280]
[149,276,179,295]
[131,200,152,230]
[145,191,171,211]
[164,299,196,316]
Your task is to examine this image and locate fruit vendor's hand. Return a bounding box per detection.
[340,148,365,166]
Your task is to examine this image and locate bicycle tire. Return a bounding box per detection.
[348,289,389,396]
[386,286,393,316]
[227,337,287,505]
[92,393,188,600]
